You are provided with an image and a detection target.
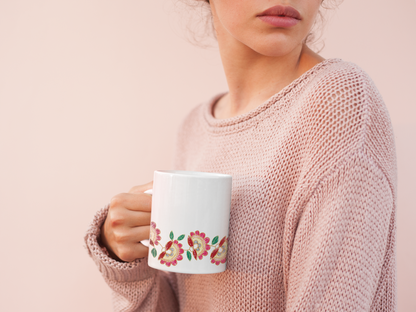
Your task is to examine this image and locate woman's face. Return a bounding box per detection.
[209,0,322,57]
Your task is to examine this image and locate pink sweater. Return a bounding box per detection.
[84,58,397,311]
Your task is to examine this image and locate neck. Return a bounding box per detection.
[214,39,324,119]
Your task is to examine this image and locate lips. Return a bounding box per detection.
[257,5,301,20]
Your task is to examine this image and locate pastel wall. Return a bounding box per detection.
[0,0,414,311]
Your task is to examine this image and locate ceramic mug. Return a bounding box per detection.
[141,170,232,274]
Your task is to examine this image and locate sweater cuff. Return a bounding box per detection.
[84,203,157,282]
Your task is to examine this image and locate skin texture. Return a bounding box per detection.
[209,0,325,119]
[100,1,325,262]
[99,181,153,262]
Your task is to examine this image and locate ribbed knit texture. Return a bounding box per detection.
[84,58,397,311]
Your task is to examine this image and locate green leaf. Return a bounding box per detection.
[177,234,185,241]
[212,236,219,245]
[187,250,192,261]
[169,231,174,240]
[151,248,157,258]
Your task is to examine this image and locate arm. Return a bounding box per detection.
[284,150,396,311]
[84,204,179,312]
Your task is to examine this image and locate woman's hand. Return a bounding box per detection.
[99,181,153,262]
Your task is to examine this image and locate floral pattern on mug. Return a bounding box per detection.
[187,231,210,260]
[150,226,228,266]
[158,240,184,267]
[149,222,161,246]
[210,236,228,265]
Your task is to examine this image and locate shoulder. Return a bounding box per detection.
[177,100,205,135]
[175,98,208,151]
[305,59,381,101]
[176,92,225,137]
[172,94,219,169]
[175,97,206,141]
[304,59,380,109]
[298,60,396,187]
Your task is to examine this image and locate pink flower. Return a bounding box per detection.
[159,240,184,267]
[187,230,210,260]
[149,222,161,246]
[210,237,228,265]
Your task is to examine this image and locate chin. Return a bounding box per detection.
[245,36,302,58]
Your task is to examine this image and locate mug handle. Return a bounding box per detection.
[140,189,153,247]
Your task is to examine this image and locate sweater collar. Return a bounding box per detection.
[202,58,343,133]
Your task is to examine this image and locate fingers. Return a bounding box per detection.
[111,226,151,262]
[112,225,151,245]
[102,181,154,262]
[128,181,153,194]
[107,208,151,228]
[117,242,149,262]
[110,192,152,212]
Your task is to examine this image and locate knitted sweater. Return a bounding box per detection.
[84,58,397,311]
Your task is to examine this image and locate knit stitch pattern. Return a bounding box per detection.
[84,58,397,311]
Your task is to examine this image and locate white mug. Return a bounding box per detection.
[143,170,232,274]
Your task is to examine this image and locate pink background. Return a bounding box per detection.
[0,0,415,311]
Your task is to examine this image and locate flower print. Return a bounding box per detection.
[187,230,210,260]
[159,240,184,267]
[149,222,161,246]
[210,236,228,265]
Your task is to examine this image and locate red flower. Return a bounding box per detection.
[211,237,228,265]
[188,230,211,260]
[160,240,184,267]
[149,222,161,246]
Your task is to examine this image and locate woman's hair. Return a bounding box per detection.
[174,0,344,53]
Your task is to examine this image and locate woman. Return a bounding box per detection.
[84,0,397,311]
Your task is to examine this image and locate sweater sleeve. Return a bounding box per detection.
[284,149,397,312]
[84,204,179,312]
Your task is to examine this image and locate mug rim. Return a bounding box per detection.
[155,170,231,179]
